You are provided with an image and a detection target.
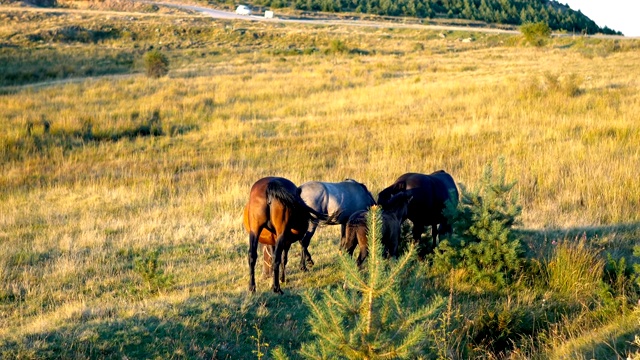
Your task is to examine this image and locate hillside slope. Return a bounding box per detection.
[1,0,622,35]
[225,0,621,35]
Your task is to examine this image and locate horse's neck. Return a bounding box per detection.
[382,211,400,223]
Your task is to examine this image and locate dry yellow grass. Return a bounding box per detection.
[0,6,639,358]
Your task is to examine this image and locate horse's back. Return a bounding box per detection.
[382,171,457,222]
[298,181,330,212]
[327,181,375,220]
[299,180,374,224]
[401,171,457,202]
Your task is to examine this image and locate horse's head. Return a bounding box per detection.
[382,191,412,221]
[378,180,408,207]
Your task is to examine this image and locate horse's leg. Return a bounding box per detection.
[248,230,260,292]
[262,244,274,279]
[271,233,286,294]
[412,222,427,257]
[438,221,453,239]
[390,232,399,259]
[299,221,318,271]
[431,222,439,249]
[280,242,291,284]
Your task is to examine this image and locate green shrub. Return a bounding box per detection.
[634,245,640,289]
[143,50,169,78]
[133,249,173,292]
[604,253,639,307]
[434,158,523,289]
[520,21,552,47]
[327,39,348,54]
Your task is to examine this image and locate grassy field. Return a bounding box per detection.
[1,2,640,359]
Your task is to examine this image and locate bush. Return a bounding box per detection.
[327,39,348,54]
[434,158,523,289]
[143,50,169,78]
[603,253,639,308]
[520,21,552,47]
[634,245,640,289]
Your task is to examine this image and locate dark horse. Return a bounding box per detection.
[377,171,458,255]
[243,177,324,294]
[342,192,412,267]
[297,179,376,270]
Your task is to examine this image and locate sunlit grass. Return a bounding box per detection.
[1,5,640,358]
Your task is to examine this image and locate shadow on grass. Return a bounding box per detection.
[2,111,200,162]
[0,290,312,359]
[517,221,640,259]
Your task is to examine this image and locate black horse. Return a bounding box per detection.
[377,171,458,255]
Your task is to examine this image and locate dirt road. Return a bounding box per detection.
[150,1,521,34]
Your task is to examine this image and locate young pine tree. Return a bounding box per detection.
[435,159,523,289]
[300,206,444,359]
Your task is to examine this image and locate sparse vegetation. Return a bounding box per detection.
[144,50,170,78]
[0,4,639,359]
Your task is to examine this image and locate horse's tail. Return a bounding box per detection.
[267,181,299,209]
[267,181,328,222]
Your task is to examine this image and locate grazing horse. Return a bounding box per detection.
[297,179,376,271]
[377,171,458,255]
[342,192,412,267]
[243,177,324,294]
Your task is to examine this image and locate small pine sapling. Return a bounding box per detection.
[300,205,444,359]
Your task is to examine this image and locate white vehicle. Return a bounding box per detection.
[235,5,252,15]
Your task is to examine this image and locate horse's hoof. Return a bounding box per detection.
[300,266,308,272]
[307,259,315,266]
[272,286,283,294]
[249,285,256,293]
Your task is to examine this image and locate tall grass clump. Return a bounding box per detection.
[434,159,523,290]
[545,237,604,301]
[300,206,444,359]
[144,50,169,78]
[519,71,583,99]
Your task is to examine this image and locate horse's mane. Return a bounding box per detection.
[344,178,377,205]
[391,181,407,191]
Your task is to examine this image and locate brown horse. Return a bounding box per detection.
[342,192,412,267]
[243,177,323,294]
